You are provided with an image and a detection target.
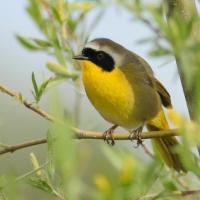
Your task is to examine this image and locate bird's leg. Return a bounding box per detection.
[129,126,144,148]
[103,124,118,146]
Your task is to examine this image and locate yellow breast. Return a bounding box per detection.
[81,60,140,128]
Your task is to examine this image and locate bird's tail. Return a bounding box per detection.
[147,108,185,172]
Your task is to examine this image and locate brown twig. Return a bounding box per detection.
[0,129,178,155]
[0,139,47,155]
[0,83,179,155]
[0,83,55,122]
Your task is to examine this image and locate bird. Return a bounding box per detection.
[73,38,185,171]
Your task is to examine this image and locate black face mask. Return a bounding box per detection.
[82,48,115,72]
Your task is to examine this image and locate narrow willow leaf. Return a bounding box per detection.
[67,15,78,32]
[51,6,63,24]
[28,177,54,194]
[30,153,42,177]
[26,0,44,31]
[31,72,39,97]
[37,78,52,101]
[16,35,39,50]
[47,62,78,79]
[32,38,52,48]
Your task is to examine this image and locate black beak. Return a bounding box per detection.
[73,55,89,60]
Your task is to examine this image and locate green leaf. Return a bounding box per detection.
[28,177,54,194]
[32,38,52,48]
[16,35,39,50]
[51,6,63,24]
[32,72,39,97]
[37,78,52,101]
[47,62,78,80]
[26,0,44,31]
[32,73,54,102]
[67,15,77,32]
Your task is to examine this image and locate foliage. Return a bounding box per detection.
[0,0,200,200]
[16,0,104,103]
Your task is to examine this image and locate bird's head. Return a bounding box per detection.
[73,38,128,72]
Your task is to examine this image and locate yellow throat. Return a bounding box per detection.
[81,60,141,128]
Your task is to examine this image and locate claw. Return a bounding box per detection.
[129,126,143,148]
[103,125,118,146]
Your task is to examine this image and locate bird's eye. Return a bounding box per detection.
[97,52,104,60]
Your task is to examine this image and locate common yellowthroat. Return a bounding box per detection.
[74,38,184,171]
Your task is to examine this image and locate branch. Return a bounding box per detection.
[0,129,178,155]
[0,138,47,155]
[0,83,55,122]
[0,82,179,155]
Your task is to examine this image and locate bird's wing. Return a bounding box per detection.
[122,52,156,87]
[154,79,172,108]
[123,52,172,108]
[142,62,172,108]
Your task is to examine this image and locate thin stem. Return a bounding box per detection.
[0,138,47,155]
[0,82,178,156]
[0,83,55,122]
[141,143,155,159]
[16,162,48,181]
[0,129,178,155]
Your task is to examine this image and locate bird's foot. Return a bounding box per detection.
[129,126,144,148]
[103,125,118,146]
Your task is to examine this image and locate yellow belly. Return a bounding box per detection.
[81,60,142,128]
